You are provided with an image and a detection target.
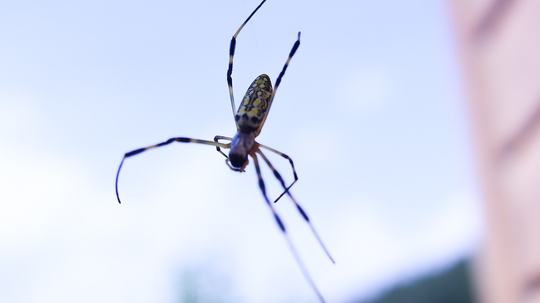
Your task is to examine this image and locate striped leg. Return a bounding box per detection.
[250,152,326,303]
[227,0,267,121]
[213,135,233,159]
[258,143,298,203]
[115,137,230,204]
[255,32,301,137]
[273,31,301,96]
[256,148,335,264]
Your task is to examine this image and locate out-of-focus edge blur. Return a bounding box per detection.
[449,1,540,303]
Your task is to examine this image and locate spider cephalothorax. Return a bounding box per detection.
[228,131,254,169]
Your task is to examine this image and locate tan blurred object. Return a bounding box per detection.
[450,0,540,302]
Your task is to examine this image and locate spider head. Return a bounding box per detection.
[229,131,255,169]
[229,152,248,168]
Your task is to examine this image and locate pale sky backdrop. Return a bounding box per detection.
[0,0,482,302]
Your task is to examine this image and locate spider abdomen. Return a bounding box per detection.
[235,74,273,134]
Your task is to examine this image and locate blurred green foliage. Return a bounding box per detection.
[362,260,475,303]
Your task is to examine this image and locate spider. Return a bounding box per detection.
[115,0,334,301]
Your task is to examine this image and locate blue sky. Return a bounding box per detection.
[0,0,482,302]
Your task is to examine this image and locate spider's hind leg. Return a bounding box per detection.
[256,148,335,264]
[250,151,326,303]
[258,143,298,203]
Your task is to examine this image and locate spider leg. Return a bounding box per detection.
[214,135,233,159]
[256,148,335,264]
[254,32,301,137]
[251,151,326,303]
[258,143,298,203]
[273,31,301,97]
[227,0,267,123]
[115,137,230,204]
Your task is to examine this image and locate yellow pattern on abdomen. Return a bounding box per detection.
[235,74,273,134]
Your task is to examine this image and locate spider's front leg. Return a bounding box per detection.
[214,135,233,159]
[115,137,230,204]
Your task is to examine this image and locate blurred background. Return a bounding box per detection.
[1,0,535,302]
